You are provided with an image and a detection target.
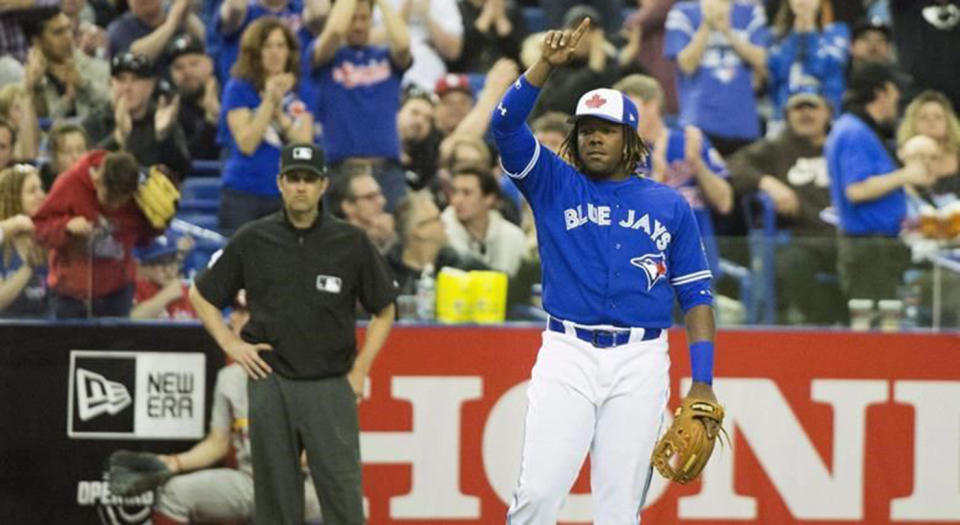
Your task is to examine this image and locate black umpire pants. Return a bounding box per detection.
[248,373,363,525]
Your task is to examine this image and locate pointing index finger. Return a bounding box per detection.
[570,17,591,45]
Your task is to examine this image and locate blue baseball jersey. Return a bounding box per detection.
[311,44,405,163]
[664,1,771,140]
[491,77,714,328]
[826,113,905,236]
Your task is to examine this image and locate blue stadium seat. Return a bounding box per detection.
[190,159,222,177]
[179,198,219,215]
[522,7,546,33]
[742,193,840,325]
[181,177,221,201]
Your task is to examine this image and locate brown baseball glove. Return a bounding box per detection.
[650,395,726,484]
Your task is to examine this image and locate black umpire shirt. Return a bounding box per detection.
[196,210,399,379]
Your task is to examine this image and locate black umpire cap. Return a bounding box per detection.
[280,143,327,178]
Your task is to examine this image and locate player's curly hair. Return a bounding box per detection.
[559,121,650,177]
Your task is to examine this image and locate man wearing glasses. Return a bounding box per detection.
[330,171,396,254]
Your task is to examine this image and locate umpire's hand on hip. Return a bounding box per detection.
[223,336,274,379]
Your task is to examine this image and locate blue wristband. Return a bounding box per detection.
[689,341,715,385]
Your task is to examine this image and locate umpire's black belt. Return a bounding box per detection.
[548,317,662,348]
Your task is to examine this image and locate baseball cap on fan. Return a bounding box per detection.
[280,143,327,178]
[572,88,640,130]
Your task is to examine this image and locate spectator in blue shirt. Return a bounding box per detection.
[767,0,849,120]
[665,0,770,155]
[219,17,315,234]
[310,0,411,212]
[826,62,935,303]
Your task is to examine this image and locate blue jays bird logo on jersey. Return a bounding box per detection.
[630,253,668,291]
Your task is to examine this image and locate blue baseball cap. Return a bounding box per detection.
[134,234,180,264]
[573,88,640,129]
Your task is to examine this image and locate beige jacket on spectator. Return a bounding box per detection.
[441,206,526,277]
[31,49,110,119]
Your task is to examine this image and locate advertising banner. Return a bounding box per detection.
[1,323,958,524]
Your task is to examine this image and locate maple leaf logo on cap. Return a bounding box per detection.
[585,93,607,108]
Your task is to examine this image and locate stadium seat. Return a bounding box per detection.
[742,193,840,325]
[181,177,221,201]
[190,159,222,177]
[179,198,219,215]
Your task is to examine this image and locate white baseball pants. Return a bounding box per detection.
[156,468,322,523]
[507,328,670,525]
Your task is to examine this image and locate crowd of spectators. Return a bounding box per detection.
[0,0,958,328]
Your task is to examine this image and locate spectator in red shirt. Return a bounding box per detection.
[131,233,196,320]
[33,150,162,318]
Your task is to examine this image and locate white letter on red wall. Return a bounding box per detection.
[679,378,887,520]
[890,381,960,520]
[360,376,483,519]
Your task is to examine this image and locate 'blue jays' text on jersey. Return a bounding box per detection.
[491,76,714,328]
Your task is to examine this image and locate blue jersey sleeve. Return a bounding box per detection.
[669,197,714,312]
[491,75,565,209]
[746,4,771,47]
[664,5,696,59]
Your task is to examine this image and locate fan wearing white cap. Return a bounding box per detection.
[490,17,721,525]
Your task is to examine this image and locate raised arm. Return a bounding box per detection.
[219,0,249,37]
[377,0,412,67]
[450,58,517,139]
[303,0,332,34]
[312,0,358,67]
[418,0,463,61]
[491,18,590,175]
[130,0,192,62]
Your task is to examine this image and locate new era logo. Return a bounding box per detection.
[68,351,207,440]
[585,94,607,108]
[76,368,132,421]
[292,147,313,160]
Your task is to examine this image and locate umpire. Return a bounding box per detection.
[189,142,398,525]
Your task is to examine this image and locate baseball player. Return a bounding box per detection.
[491,19,720,524]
